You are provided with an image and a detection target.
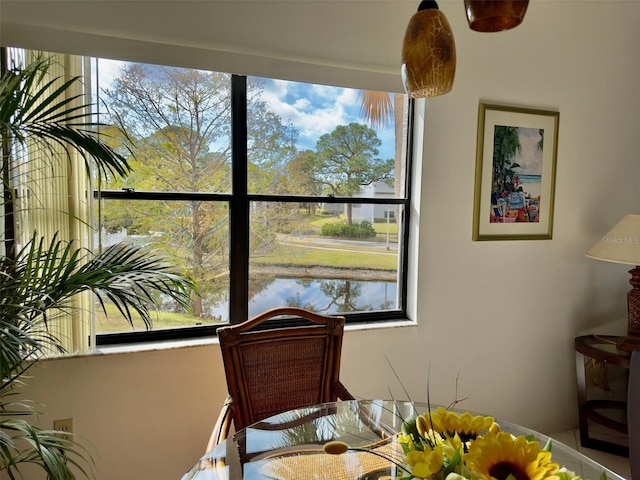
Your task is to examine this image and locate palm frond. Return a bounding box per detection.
[2,232,195,333]
[0,57,132,180]
[359,91,393,130]
[1,54,197,479]
[0,417,93,480]
[0,232,195,479]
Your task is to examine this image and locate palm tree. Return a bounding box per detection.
[360,91,394,131]
[0,54,195,479]
[492,126,522,194]
[537,128,544,152]
[360,90,406,223]
[360,92,406,185]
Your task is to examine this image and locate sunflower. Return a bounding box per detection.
[465,431,560,480]
[419,407,495,442]
[405,443,444,478]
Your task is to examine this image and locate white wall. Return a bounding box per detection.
[4,1,640,479]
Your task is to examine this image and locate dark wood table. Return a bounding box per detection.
[575,334,631,457]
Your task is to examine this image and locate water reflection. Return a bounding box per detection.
[210,277,397,321]
[249,278,397,317]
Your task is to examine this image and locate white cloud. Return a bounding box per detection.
[95,58,127,90]
[515,127,543,174]
[293,98,311,110]
[260,79,361,149]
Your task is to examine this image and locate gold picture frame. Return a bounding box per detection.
[472,103,559,241]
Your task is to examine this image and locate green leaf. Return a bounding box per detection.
[1,55,197,479]
[443,447,462,476]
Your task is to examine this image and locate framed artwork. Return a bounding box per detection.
[472,103,559,241]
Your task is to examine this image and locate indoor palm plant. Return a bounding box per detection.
[0,54,196,479]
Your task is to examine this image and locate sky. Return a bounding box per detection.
[95,58,396,160]
[513,127,543,175]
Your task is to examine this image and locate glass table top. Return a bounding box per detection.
[181,400,624,480]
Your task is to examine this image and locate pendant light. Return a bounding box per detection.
[401,0,456,98]
[464,0,529,32]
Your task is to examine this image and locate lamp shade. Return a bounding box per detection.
[586,214,640,266]
[401,0,456,98]
[464,0,529,33]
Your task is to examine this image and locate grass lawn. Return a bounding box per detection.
[373,222,398,235]
[253,244,396,270]
[95,303,215,333]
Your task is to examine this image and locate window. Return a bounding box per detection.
[13,52,414,344]
[93,61,413,344]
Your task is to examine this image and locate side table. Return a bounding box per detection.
[575,335,631,457]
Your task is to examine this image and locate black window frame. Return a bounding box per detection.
[94,74,414,346]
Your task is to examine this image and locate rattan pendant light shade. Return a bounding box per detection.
[401,0,456,98]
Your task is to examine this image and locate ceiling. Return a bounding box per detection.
[0,0,428,91]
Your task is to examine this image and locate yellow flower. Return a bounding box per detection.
[398,433,413,448]
[420,407,495,441]
[439,432,463,460]
[465,431,560,480]
[405,444,444,478]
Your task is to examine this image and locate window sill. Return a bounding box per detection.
[344,318,416,332]
[50,318,417,359]
[94,336,221,355]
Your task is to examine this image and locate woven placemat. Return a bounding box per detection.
[252,441,404,480]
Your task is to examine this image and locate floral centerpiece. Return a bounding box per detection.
[395,407,605,480]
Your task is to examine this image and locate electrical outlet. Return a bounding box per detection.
[53,418,73,440]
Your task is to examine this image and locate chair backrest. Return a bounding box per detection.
[628,349,640,480]
[217,307,349,431]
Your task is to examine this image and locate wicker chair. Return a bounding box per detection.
[207,307,355,450]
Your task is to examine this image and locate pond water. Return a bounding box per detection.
[209,277,397,322]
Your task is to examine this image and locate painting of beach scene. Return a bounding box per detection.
[490,126,542,224]
[473,103,559,241]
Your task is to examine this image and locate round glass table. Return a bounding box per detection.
[181,400,624,480]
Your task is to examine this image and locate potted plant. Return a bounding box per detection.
[0,55,196,479]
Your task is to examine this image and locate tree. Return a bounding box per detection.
[311,123,394,224]
[281,150,322,215]
[537,128,544,152]
[247,86,298,193]
[102,64,297,317]
[319,279,365,313]
[492,126,522,195]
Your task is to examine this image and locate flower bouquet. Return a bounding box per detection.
[395,407,605,480]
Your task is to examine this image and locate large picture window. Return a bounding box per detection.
[92,59,412,344]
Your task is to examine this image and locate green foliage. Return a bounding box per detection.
[311,123,394,198]
[0,56,196,479]
[0,57,132,181]
[309,123,394,225]
[0,235,195,479]
[100,65,298,317]
[492,125,532,195]
[320,220,376,238]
